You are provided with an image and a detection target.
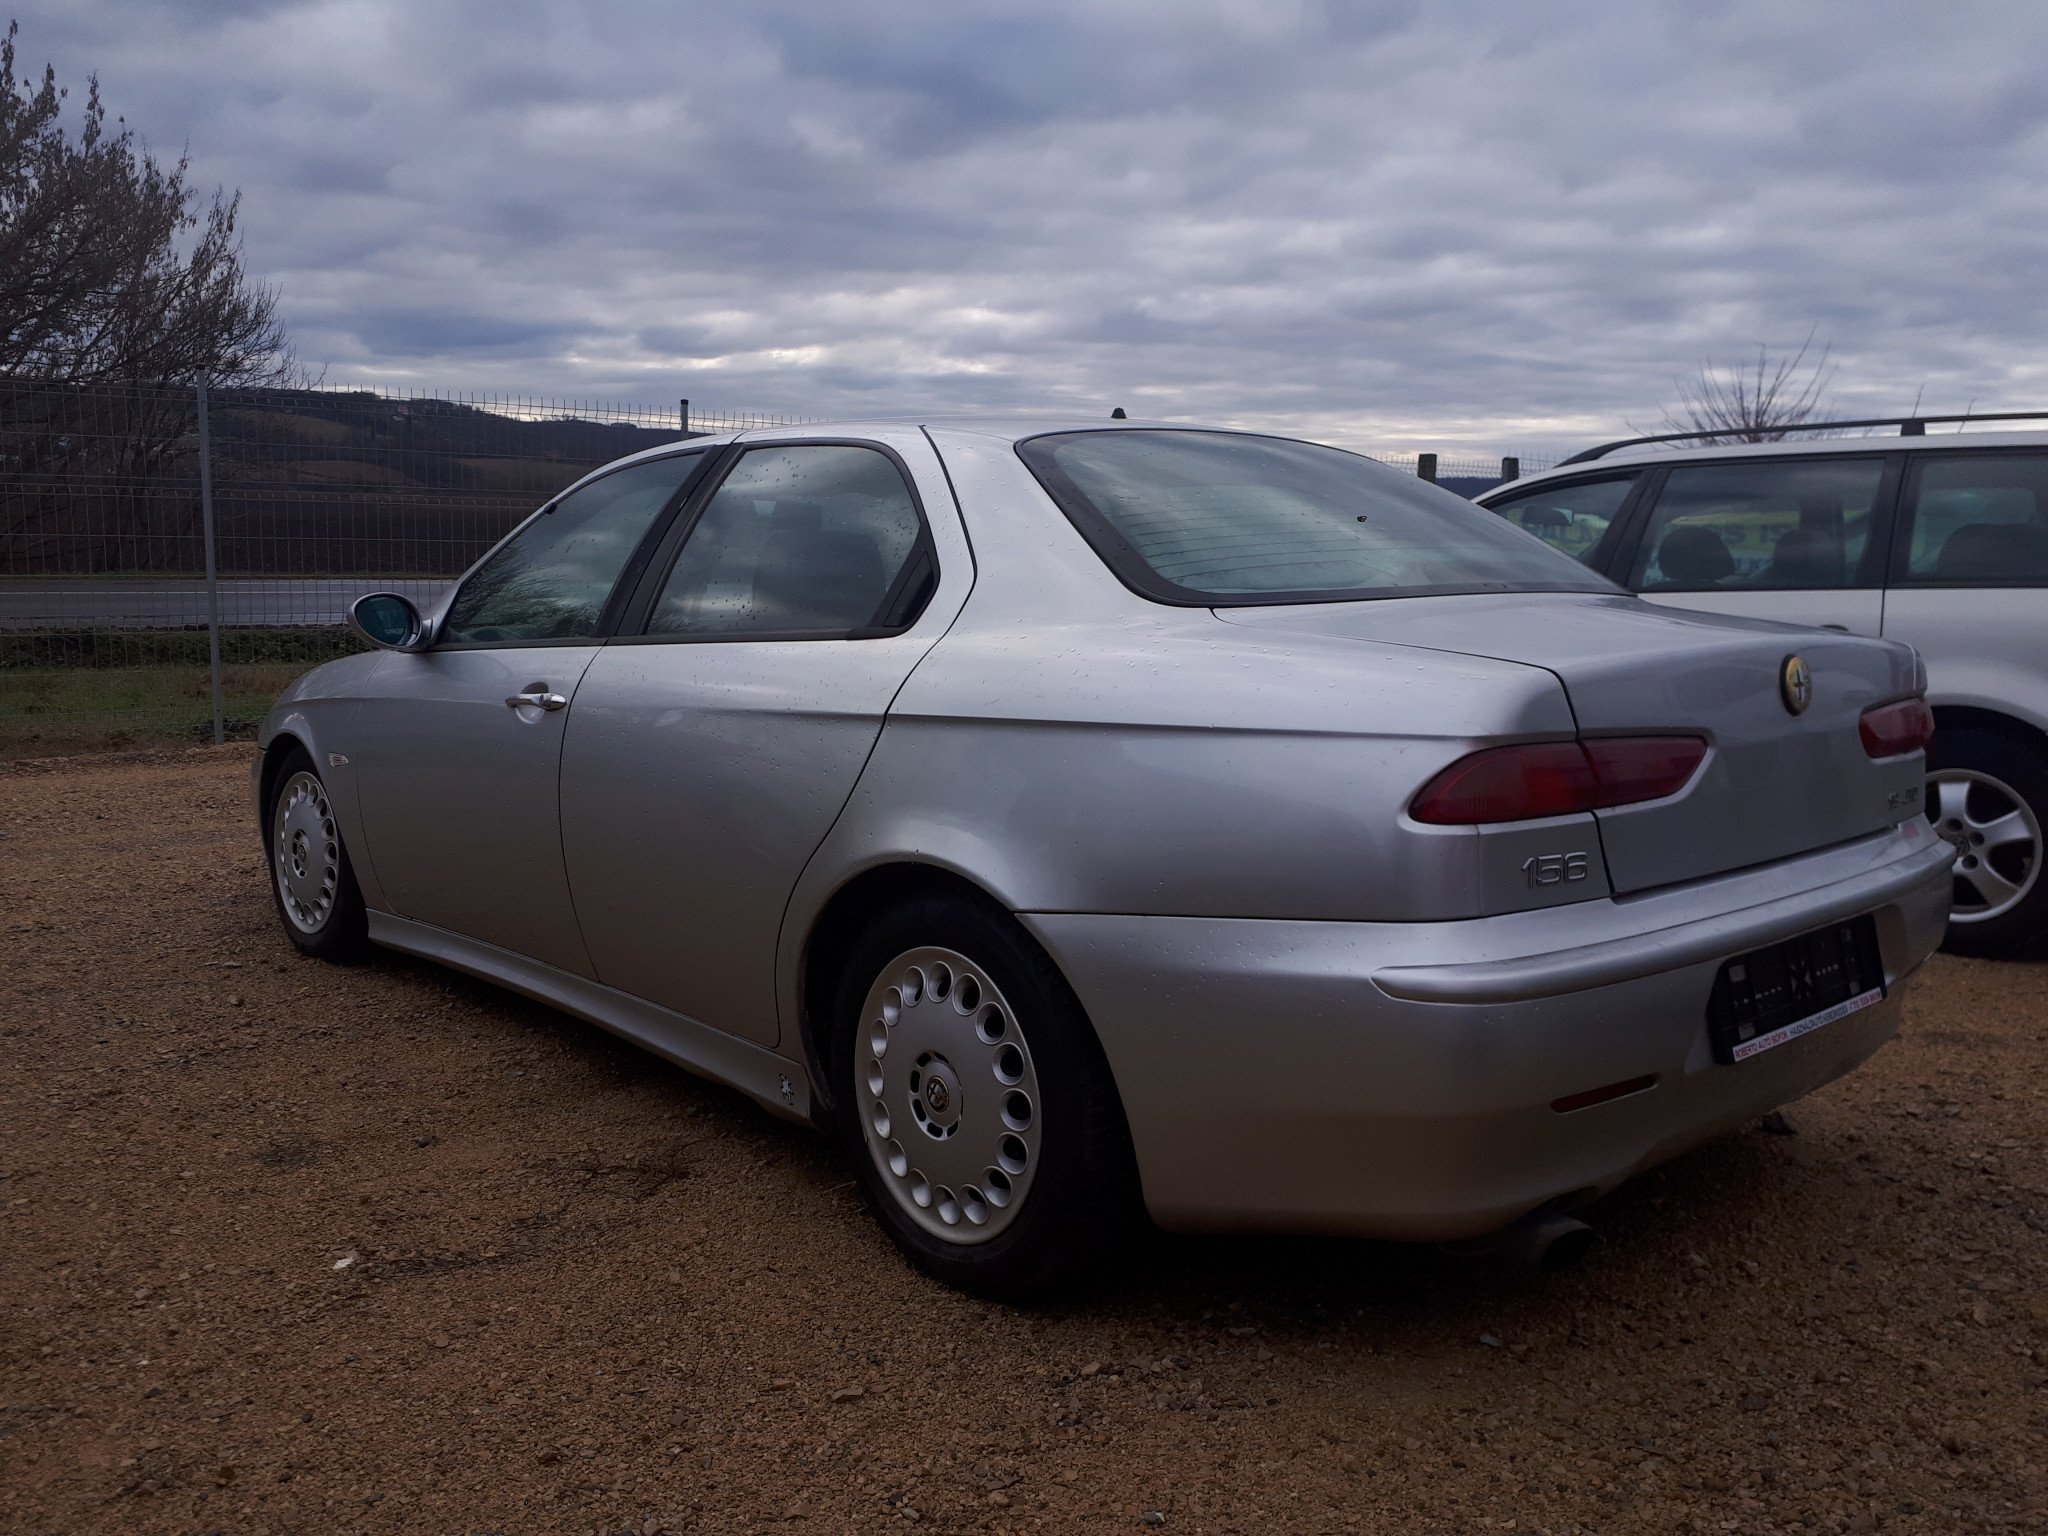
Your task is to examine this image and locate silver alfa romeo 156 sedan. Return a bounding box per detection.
[256,418,1954,1294]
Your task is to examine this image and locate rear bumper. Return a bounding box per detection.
[1023,819,1953,1241]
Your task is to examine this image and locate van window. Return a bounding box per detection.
[1898,453,2048,584]
[1483,474,1637,564]
[1628,458,1884,592]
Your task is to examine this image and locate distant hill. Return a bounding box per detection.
[2,381,702,575]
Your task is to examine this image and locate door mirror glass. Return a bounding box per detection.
[348,592,427,651]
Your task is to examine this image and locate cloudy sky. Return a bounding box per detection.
[14,0,2048,453]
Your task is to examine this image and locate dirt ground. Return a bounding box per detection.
[3,748,2045,1536]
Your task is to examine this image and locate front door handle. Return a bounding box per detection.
[506,688,568,711]
[1819,624,1850,633]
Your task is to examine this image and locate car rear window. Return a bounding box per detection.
[1018,429,1613,604]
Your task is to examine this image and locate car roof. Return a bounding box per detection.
[581,414,1290,480]
[1488,427,2048,500]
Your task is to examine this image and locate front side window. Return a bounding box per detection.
[1898,452,2048,584]
[1629,458,1884,592]
[647,444,927,636]
[1018,430,1612,602]
[442,453,702,644]
[1484,474,1638,565]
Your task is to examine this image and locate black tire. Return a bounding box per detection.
[1926,726,2048,960]
[263,744,369,961]
[830,893,1140,1299]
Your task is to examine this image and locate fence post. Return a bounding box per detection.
[679,398,690,435]
[1417,452,1437,483]
[1500,456,1520,482]
[196,379,225,746]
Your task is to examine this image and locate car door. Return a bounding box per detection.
[560,432,969,1045]
[1618,455,1895,636]
[1881,448,2048,928]
[1882,449,2048,702]
[351,450,709,976]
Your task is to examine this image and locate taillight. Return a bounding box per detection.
[1406,742,1597,824]
[1860,698,1934,758]
[1410,736,1707,825]
[1582,736,1711,806]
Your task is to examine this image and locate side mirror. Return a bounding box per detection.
[347,592,428,652]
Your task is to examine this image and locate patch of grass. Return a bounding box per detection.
[1,628,363,669]
[0,662,314,758]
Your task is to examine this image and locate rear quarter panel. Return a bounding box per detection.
[798,616,1582,923]
[777,429,1585,958]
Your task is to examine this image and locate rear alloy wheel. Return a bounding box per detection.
[857,945,1042,1242]
[266,746,368,960]
[1926,727,2047,959]
[832,896,1136,1297]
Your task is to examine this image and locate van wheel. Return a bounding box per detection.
[1926,728,2046,958]
[831,895,1138,1298]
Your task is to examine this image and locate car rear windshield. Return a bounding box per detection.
[1018,429,1615,604]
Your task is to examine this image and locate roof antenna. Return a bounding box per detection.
[1110,407,1126,419]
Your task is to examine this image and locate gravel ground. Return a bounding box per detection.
[3,747,2045,1536]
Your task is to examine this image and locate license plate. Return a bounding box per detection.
[1707,915,1884,1065]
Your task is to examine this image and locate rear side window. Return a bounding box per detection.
[1897,453,2048,585]
[1483,474,1637,564]
[1628,458,1884,592]
[647,444,928,636]
[442,453,702,644]
[1018,430,1612,603]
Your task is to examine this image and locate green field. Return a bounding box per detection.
[0,661,317,757]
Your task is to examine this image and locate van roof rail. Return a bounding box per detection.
[1558,411,2048,466]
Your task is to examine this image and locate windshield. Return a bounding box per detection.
[1018,429,1616,604]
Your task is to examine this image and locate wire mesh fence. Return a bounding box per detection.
[0,376,1555,756]
[1371,451,1560,487]
[0,380,806,754]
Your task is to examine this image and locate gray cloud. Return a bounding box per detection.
[13,0,2048,453]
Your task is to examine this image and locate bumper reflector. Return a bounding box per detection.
[1550,1074,1659,1114]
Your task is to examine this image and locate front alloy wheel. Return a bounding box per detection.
[264,745,367,960]
[273,769,342,934]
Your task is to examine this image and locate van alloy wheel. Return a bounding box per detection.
[1928,767,2041,925]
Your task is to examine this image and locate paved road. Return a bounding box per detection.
[0,577,452,630]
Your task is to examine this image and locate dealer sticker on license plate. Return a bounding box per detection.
[1707,916,1885,1066]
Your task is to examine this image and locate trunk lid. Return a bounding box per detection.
[1217,592,1923,893]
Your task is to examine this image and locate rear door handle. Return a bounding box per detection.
[506,688,568,711]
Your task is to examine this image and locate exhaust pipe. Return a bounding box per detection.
[1494,1208,1595,1271]
[1449,1207,1596,1271]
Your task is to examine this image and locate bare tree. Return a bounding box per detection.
[0,19,292,386]
[1662,332,1836,444]
[0,20,303,571]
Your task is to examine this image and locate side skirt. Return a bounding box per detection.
[366,911,813,1123]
